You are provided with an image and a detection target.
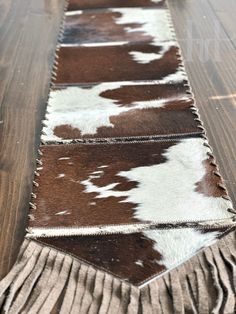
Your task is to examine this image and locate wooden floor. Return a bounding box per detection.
[0,0,236,280]
[169,0,236,204]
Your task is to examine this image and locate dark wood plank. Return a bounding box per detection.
[0,0,64,279]
[1,0,236,285]
[208,0,236,48]
[169,0,236,207]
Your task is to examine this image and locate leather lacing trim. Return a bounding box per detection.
[166,1,234,209]
[28,0,236,229]
[29,141,236,230]
[26,219,236,238]
[41,6,201,146]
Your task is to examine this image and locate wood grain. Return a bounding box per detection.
[169,0,236,208]
[0,0,236,288]
[208,0,236,48]
[0,0,64,279]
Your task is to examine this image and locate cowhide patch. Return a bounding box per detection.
[29,138,232,230]
[63,8,173,45]
[42,82,199,142]
[38,226,230,286]
[67,0,166,10]
[54,44,181,84]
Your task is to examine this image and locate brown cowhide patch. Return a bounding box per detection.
[67,0,166,10]
[29,139,232,230]
[63,8,172,45]
[42,82,199,142]
[195,158,227,198]
[54,44,181,84]
[38,226,229,285]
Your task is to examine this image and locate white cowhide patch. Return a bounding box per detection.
[143,228,219,271]
[109,8,177,63]
[81,138,232,222]
[128,41,174,64]
[111,8,174,44]
[159,69,187,84]
[42,82,188,141]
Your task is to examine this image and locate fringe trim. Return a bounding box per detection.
[0,230,236,313]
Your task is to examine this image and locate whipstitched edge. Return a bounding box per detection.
[28,0,236,236]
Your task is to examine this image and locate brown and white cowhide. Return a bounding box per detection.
[68,0,165,10]
[29,138,232,230]
[42,82,199,142]
[39,226,229,286]
[63,8,173,45]
[54,44,181,84]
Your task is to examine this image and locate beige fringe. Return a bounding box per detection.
[0,230,236,313]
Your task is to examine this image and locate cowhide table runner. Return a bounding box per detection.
[1,0,236,313]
